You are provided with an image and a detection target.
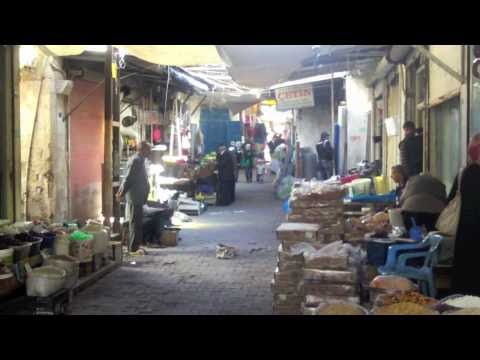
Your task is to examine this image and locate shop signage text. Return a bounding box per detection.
[275,84,315,111]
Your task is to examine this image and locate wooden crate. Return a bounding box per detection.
[161,230,179,247]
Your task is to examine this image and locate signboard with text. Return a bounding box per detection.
[275,84,315,111]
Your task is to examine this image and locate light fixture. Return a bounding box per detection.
[85,45,107,52]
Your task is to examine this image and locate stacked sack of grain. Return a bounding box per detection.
[299,241,366,315]
[288,181,346,245]
[271,243,306,315]
[272,223,319,315]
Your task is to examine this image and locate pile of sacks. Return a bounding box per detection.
[271,244,305,315]
[298,241,366,315]
[288,181,346,244]
[272,222,320,315]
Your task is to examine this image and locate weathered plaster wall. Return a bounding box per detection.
[19,48,69,221]
[429,45,462,102]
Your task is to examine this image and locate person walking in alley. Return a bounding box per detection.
[116,141,152,253]
[399,121,423,177]
[255,153,266,183]
[216,145,236,206]
[316,131,334,180]
[242,142,255,183]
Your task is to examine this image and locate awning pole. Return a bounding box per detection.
[330,65,336,175]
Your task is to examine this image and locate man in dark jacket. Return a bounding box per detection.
[316,131,334,180]
[116,141,151,253]
[399,121,422,177]
[216,145,236,206]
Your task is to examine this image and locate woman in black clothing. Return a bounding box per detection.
[449,133,480,296]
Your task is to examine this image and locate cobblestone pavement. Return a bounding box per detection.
[70,176,283,315]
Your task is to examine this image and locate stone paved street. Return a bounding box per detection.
[70,176,283,315]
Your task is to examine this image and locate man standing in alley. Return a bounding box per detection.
[116,141,152,253]
[399,121,422,177]
[316,131,334,180]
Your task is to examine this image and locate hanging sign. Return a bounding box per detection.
[275,84,315,111]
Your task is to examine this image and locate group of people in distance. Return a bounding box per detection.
[390,121,480,296]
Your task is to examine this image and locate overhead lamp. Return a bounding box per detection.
[85,45,107,52]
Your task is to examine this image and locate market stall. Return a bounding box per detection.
[0,220,121,315]
[271,176,466,315]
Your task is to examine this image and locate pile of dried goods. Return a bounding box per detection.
[316,302,367,315]
[376,291,438,307]
[370,275,417,292]
[374,302,438,315]
[443,295,480,309]
[445,308,480,315]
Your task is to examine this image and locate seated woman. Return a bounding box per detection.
[399,173,447,233]
[391,165,409,207]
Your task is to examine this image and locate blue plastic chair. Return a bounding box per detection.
[378,232,444,298]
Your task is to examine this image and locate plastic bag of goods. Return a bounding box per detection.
[53,232,70,256]
[276,176,295,200]
[82,221,109,255]
[26,266,66,297]
[44,255,80,289]
[69,231,94,262]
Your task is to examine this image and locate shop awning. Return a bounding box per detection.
[216,45,316,88]
[44,45,225,66]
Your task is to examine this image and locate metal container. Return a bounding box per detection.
[12,243,32,263]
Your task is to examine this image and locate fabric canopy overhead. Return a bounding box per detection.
[217,45,315,88]
[44,45,224,66]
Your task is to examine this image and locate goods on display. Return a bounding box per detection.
[442,295,480,309]
[69,231,94,262]
[287,181,346,246]
[26,266,67,297]
[276,223,320,250]
[271,242,306,315]
[373,302,438,315]
[445,308,480,315]
[370,275,416,292]
[315,302,367,315]
[375,291,438,307]
[81,221,110,255]
[304,294,360,306]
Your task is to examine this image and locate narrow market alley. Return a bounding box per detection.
[70,176,282,315]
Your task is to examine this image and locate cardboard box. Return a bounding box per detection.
[161,230,179,247]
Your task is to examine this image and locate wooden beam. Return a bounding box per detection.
[102,46,114,222]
